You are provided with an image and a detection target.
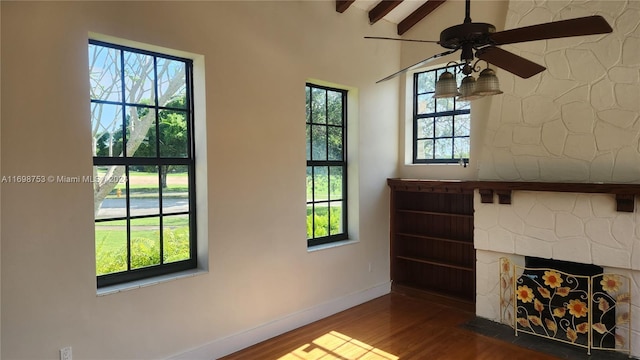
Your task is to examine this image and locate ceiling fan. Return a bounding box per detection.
[367,0,613,84]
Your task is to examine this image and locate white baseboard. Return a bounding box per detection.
[167,281,391,360]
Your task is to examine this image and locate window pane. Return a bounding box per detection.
[89,44,121,102]
[126,106,156,158]
[329,166,343,200]
[306,166,313,202]
[306,125,311,161]
[94,165,126,220]
[306,204,314,239]
[436,97,455,112]
[417,72,435,94]
[313,166,328,201]
[162,165,189,215]
[457,99,471,110]
[416,139,433,160]
[124,51,155,104]
[92,103,124,157]
[305,86,311,123]
[130,216,161,269]
[95,219,127,276]
[417,118,434,139]
[435,138,453,159]
[328,201,343,236]
[455,114,470,136]
[435,116,453,137]
[163,214,190,263]
[311,87,326,124]
[129,167,159,217]
[327,90,343,125]
[311,125,327,160]
[327,126,343,161]
[157,58,186,106]
[417,94,434,115]
[313,204,329,238]
[454,137,470,159]
[159,109,188,158]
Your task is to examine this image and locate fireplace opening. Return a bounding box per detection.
[517,256,615,349]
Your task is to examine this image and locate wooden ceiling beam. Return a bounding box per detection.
[336,0,356,13]
[369,1,404,24]
[397,0,447,35]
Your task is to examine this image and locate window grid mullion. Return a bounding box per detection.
[153,55,165,265]
[413,65,470,163]
[125,165,132,271]
[306,83,347,246]
[92,40,196,287]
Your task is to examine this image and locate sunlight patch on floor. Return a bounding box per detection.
[277,330,399,360]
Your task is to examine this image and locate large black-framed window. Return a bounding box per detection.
[413,65,470,163]
[305,83,348,247]
[89,40,196,287]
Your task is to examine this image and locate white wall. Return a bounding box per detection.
[0,2,399,359]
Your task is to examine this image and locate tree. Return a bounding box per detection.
[89,44,187,214]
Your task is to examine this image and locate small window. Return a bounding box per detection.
[89,40,196,287]
[305,83,348,247]
[413,65,470,163]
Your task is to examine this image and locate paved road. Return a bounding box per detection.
[97,197,188,218]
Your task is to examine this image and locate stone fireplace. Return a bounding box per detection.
[474,189,640,357]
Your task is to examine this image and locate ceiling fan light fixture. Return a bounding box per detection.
[457,75,483,101]
[434,71,461,98]
[473,68,503,96]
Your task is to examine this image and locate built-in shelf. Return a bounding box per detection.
[396,255,475,272]
[396,209,474,218]
[389,182,475,303]
[396,232,473,246]
[388,178,640,212]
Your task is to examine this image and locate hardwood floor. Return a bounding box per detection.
[220,292,561,360]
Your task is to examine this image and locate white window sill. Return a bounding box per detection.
[97,268,208,296]
[307,238,359,252]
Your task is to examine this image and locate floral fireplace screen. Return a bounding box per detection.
[499,257,632,356]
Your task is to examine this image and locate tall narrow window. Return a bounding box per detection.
[306,83,348,247]
[413,65,470,163]
[89,40,196,287]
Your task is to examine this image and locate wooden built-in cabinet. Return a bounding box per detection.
[387,178,640,303]
[388,179,475,303]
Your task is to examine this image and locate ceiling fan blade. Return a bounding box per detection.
[476,46,545,78]
[376,49,457,83]
[364,36,439,44]
[490,15,612,46]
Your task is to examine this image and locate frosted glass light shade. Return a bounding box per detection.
[457,75,483,101]
[473,68,503,96]
[434,71,461,98]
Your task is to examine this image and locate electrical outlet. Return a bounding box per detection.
[60,346,72,360]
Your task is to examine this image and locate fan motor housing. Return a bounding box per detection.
[439,22,496,49]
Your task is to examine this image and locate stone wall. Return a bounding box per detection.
[478,0,640,182]
[474,0,640,356]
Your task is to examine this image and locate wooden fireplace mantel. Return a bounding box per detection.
[387,179,640,212]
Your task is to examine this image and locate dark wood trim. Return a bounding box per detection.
[388,178,640,212]
[369,0,403,24]
[478,188,494,203]
[397,0,447,35]
[335,0,355,13]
